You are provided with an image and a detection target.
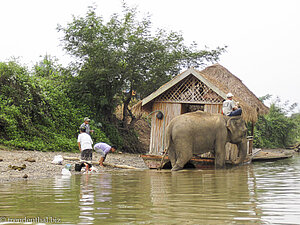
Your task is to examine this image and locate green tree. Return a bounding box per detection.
[58,4,226,126]
[290,112,300,142]
[0,58,109,151]
[254,97,298,148]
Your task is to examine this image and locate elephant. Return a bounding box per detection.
[165,111,248,171]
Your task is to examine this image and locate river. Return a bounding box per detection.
[0,154,299,224]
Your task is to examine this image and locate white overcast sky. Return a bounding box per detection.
[1,0,299,112]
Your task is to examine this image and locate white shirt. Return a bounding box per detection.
[77,133,93,151]
[222,99,236,116]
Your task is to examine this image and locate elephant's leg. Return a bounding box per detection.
[167,145,176,168]
[172,142,193,171]
[215,142,226,168]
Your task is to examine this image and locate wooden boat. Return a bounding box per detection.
[140,154,251,169]
[252,149,294,161]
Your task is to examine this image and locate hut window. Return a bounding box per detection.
[182,104,204,113]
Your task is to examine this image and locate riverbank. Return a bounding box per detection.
[0,148,148,183]
[0,148,296,183]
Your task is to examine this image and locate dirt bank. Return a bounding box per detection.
[0,147,296,183]
[0,149,148,183]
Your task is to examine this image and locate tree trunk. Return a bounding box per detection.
[122,89,132,128]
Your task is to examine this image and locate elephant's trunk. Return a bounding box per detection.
[231,140,247,165]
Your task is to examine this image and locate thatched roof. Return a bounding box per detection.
[199,64,269,122]
[132,64,269,123]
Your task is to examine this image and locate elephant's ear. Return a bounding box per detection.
[226,117,239,133]
[226,117,233,133]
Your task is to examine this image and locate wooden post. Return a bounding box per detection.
[248,122,255,154]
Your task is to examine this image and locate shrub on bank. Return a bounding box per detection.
[254,103,299,148]
[0,60,109,152]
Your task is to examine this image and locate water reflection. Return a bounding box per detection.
[77,173,114,224]
[94,173,112,203]
[53,175,71,191]
[78,174,94,225]
[147,167,261,224]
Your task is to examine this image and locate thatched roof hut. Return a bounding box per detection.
[133,64,268,155]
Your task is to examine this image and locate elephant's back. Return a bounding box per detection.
[168,112,225,152]
[173,111,223,123]
[170,112,221,129]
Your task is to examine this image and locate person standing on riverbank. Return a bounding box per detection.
[94,142,116,167]
[77,127,93,162]
[80,117,94,135]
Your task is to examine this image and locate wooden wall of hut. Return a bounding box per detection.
[204,104,223,114]
[149,102,181,155]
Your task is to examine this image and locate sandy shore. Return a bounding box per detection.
[0,147,296,183]
[0,149,148,183]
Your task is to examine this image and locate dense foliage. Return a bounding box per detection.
[0,58,109,152]
[253,99,299,148]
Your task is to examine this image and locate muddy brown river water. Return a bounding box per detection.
[0,154,300,224]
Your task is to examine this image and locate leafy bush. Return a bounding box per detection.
[291,113,300,142]
[0,59,109,152]
[254,103,299,148]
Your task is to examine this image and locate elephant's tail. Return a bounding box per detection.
[164,122,172,153]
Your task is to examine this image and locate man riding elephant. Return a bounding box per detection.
[222,93,242,116]
[165,111,248,171]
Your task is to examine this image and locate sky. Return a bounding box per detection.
[1,0,299,112]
